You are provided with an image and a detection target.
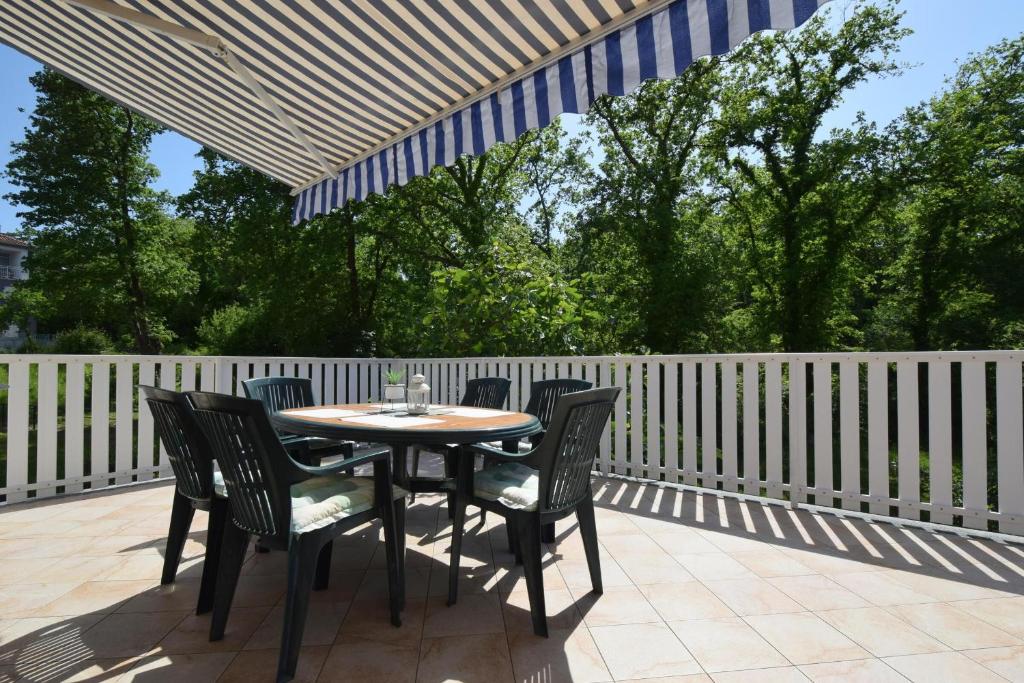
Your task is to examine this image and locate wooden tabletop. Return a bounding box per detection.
[270,403,542,446]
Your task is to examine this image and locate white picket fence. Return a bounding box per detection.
[1,352,1022,535]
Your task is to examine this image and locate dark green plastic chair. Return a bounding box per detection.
[242,376,356,465]
[521,379,594,445]
[480,378,593,536]
[141,385,226,615]
[408,377,511,510]
[454,387,620,637]
[188,391,406,683]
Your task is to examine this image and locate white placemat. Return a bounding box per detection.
[283,408,367,418]
[341,414,443,428]
[445,407,513,418]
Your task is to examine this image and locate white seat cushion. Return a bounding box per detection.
[291,476,407,534]
[213,470,227,499]
[482,439,533,453]
[474,462,540,511]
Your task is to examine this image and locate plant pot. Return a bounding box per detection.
[383,384,405,401]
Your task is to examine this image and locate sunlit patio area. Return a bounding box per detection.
[2,453,1023,683]
[0,0,1022,680]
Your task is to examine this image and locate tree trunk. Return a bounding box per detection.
[344,207,360,322]
[638,195,679,352]
[911,223,942,351]
[780,214,802,353]
[115,108,160,354]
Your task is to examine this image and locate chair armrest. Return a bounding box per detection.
[287,444,390,479]
[468,442,541,467]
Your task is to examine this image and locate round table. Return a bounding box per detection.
[270,403,542,494]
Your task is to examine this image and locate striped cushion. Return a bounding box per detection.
[474,462,540,511]
[290,476,406,534]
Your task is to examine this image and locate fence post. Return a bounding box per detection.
[5,359,29,503]
[896,360,921,521]
[996,360,1024,535]
[788,360,807,505]
[867,360,889,516]
[216,357,233,395]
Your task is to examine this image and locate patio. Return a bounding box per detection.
[1,461,1023,683]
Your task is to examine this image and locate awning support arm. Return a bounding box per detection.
[63,0,336,176]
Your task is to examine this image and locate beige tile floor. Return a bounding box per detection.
[1,469,1024,682]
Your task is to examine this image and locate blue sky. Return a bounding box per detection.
[1,0,1022,233]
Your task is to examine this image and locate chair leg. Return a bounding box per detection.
[576,496,602,594]
[210,522,250,641]
[447,481,469,606]
[314,540,333,591]
[278,536,320,683]
[409,447,419,504]
[443,448,458,520]
[478,451,493,526]
[161,490,195,585]
[394,496,407,609]
[507,520,522,565]
[541,522,556,544]
[382,497,404,625]
[517,512,548,637]
[196,497,228,614]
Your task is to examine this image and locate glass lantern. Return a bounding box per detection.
[406,373,431,414]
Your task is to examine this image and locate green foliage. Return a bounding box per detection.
[51,325,116,354]
[421,239,599,357]
[385,370,404,385]
[4,4,1023,359]
[877,35,1024,350]
[709,1,910,351]
[582,63,727,353]
[4,69,196,353]
[0,286,52,341]
[196,303,268,356]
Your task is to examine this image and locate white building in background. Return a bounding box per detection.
[0,233,31,348]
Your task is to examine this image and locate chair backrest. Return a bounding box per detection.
[460,377,511,409]
[534,387,621,513]
[242,376,316,413]
[187,391,293,541]
[141,385,215,502]
[524,379,593,430]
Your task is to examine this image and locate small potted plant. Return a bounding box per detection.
[383,370,406,401]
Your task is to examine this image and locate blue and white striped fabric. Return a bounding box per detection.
[0,0,831,225]
[293,0,830,224]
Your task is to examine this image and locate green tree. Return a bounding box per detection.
[709,2,910,351]
[4,70,195,352]
[521,119,591,255]
[179,149,396,356]
[882,36,1024,350]
[387,136,535,265]
[422,238,599,356]
[582,61,727,353]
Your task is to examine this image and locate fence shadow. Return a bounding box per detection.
[588,476,1024,597]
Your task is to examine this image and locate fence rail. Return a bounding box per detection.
[1,352,1022,535]
[0,265,22,280]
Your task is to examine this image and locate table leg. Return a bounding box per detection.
[391,444,409,490]
[386,443,407,607]
[443,446,457,520]
[448,446,474,606]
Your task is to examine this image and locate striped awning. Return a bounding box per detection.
[0,1,830,225]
